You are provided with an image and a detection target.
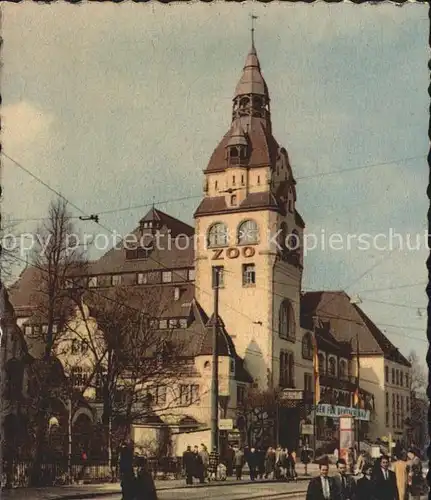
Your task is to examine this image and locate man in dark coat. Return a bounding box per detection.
[182,446,194,485]
[247,447,258,481]
[333,459,356,500]
[371,455,399,500]
[306,460,337,500]
[118,440,135,500]
[134,457,158,500]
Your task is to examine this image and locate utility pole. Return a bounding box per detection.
[355,333,360,455]
[211,267,220,452]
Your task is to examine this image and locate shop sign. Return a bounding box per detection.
[219,418,233,430]
[301,424,313,435]
[315,404,370,421]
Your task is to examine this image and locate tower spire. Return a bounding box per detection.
[250,14,258,51]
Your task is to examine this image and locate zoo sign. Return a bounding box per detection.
[211,246,256,260]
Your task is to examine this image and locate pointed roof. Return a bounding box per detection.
[226,121,248,148]
[139,206,162,225]
[234,45,269,98]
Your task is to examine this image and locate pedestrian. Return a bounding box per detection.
[182,446,194,485]
[193,445,205,483]
[356,451,367,476]
[199,444,209,481]
[301,444,312,476]
[357,463,375,500]
[334,458,357,500]
[257,447,266,479]
[225,445,235,477]
[208,446,219,481]
[134,456,158,500]
[118,440,135,500]
[264,446,276,479]
[392,451,408,500]
[234,447,245,480]
[347,448,355,475]
[306,460,337,500]
[406,449,427,500]
[247,447,258,481]
[371,454,399,500]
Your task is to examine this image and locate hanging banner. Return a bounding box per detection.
[315,404,370,421]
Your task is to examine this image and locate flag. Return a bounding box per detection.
[354,334,360,408]
[311,332,320,406]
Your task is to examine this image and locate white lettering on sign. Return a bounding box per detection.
[211,246,256,261]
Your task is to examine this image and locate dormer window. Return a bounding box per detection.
[231,195,237,206]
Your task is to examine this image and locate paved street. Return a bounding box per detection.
[90,481,307,500]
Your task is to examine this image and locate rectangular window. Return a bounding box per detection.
[179,385,190,406]
[162,271,172,283]
[280,351,294,388]
[188,269,196,281]
[237,385,245,406]
[406,397,409,414]
[155,386,167,405]
[385,392,389,426]
[88,276,98,288]
[405,374,409,389]
[168,319,179,329]
[191,385,200,404]
[242,264,256,286]
[179,384,199,406]
[395,370,399,386]
[159,320,168,329]
[137,272,147,285]
[212,266,224,288]
[179,319,188,328]
[391,368,395,384]
[65,279,74,289]
[111,274,122,286]
[385,366,389,383]
[304,373,313,394]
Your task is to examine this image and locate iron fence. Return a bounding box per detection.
[1,457,183,488]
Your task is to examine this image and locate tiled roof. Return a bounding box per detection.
[194,191,282,217]
[301,291,410,365]
[204,118,279,173]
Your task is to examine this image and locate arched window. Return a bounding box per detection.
[328,357,336,377]
[339,360,347,379]
[207,223,229,248]
[229,147,238,158]
[279,299,295,340]
[302,333,313,360]
[318,353,325,374]
[238,219,259,245]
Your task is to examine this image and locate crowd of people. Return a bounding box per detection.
[181,443,301,484]
[307,448,428,500]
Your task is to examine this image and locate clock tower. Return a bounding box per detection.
[194,36,306,395]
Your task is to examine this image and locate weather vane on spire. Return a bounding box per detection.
[250,13,258,48]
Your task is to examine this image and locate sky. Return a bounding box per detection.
[2,3,429,364]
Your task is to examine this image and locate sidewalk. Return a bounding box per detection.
[1,463,334,500]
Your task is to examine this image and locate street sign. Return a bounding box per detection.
[219,418,233,430]
[301,424,313,435]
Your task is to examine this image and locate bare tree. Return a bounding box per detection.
[237,387,279,448]
[24,198,88,484]
[63,284,187,475]
[406,350,427,445]
[1,214,22,284]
